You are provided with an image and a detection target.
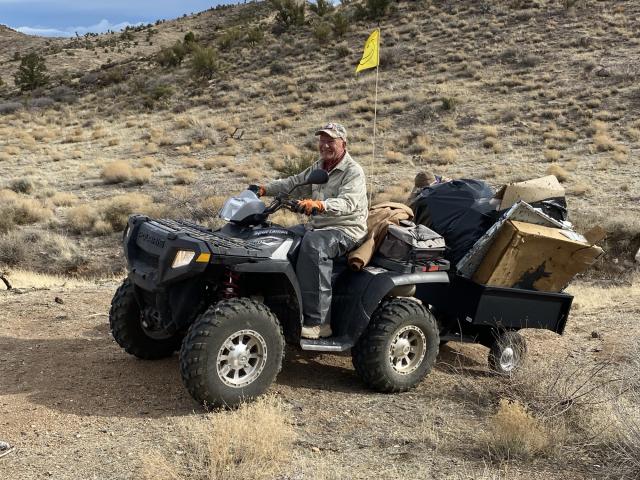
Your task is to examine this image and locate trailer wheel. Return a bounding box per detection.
[180,298,284,408]
[488,331,527,375]
[352,298,439,393]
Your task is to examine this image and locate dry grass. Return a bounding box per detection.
[101,160,133,184]
[0,229,87,274]
[545,164,569,182]
[50,192,79,207]
[140,396,294,480]
[486,399,551,460]
[66,205,100,233]
[99,193,161,231]
[0,268,96,289]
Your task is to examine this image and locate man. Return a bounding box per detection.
[250,123,368,339]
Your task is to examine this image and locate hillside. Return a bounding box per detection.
[1,1,639,478]
[0,0,638,278]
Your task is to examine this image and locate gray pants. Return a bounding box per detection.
[290,225,356,327]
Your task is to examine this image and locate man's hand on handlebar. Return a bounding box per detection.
[248,185,266,197]
[294,199,325,216]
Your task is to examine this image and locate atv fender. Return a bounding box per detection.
[332,269,449,343]
[232,260,304,322]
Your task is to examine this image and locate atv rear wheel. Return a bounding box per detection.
[180,298,284,408]
[109,279,182,359]
[488,331,527,375]
[352,298,439,393]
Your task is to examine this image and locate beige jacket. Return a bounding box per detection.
[348,202,414,271]
[264,152,368,241]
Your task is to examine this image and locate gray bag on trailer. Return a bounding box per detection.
[378,221,446,262]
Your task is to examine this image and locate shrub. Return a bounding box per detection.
[331,12,350,38]
[369,0,391,17]
[174,169,197,185]
[269,0,305,31]
[269,62,290,75]
[246,26,265,46]
[14,52,49,91]
[50,192,78,206]
[183,31,197,44]
[313,22,332,45]
[441,96,458,111]
[10,178,34,194]
[309,0,334,16]
[191,46,221,79]
[0,102,23,114]
[66,205,99,233]
[101,160,133,184]
[157,41,187,67]
[218,27,243,51]
[100,193,157,231]
[0,230,87,274]
[272,152,316,177]
[487,399,550,460]
[140,396,294,480]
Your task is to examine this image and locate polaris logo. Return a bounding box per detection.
[138,231,165,248]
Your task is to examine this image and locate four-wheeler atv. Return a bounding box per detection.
[109,169,573,407]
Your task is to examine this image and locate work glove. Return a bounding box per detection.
[248,185,266,197]
[295,199,325,216]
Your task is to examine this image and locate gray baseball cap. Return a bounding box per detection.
[315,122,347,141]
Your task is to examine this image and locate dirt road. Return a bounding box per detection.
[1,279,637,479]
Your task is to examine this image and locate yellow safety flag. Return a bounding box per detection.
[355,28,380,73]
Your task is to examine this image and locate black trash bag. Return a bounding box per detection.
[528,197,568,222]
[413,179,496,264]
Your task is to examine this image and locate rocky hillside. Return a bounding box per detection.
[0,0,638,277]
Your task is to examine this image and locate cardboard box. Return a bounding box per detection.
[495,176,565,210]
[473,220,603,292]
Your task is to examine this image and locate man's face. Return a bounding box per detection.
[318,133,346,163]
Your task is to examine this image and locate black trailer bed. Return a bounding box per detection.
[418,275,572,335]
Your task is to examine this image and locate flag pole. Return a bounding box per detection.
[368,27,380,206]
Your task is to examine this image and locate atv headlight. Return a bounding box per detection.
[172,250,196,268]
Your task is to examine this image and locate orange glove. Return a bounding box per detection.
[296,199,325,216]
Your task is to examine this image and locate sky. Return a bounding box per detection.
[0,0,238,37]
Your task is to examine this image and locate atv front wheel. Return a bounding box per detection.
[488,331,527,375]
[352,298,440,393]
[180,298,284,408]
[109,279,182,359]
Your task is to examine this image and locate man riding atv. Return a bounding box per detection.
[249,122,368,339]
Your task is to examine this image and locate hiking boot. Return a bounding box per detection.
[301,324,332,339]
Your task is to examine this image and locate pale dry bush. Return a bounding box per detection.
[543,149,561,162]
[174,169,197,185]
[50,191,78,206]
[281,143,300,158]
[0,229,87,274]
[486,399,551,460]
[0,191,53,230]
[101,160,133,184]
[605,347,640,478]
[138,156,162,170]
[180,156,200,168]
[0,269,94,289]
[66,205,100,233]
[384,150,405,164]
[140,396,294,480]
[545,164,569,182]
[99,193,162,231]
[131,167,152,185]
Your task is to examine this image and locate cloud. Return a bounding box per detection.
[16,18,142,37]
